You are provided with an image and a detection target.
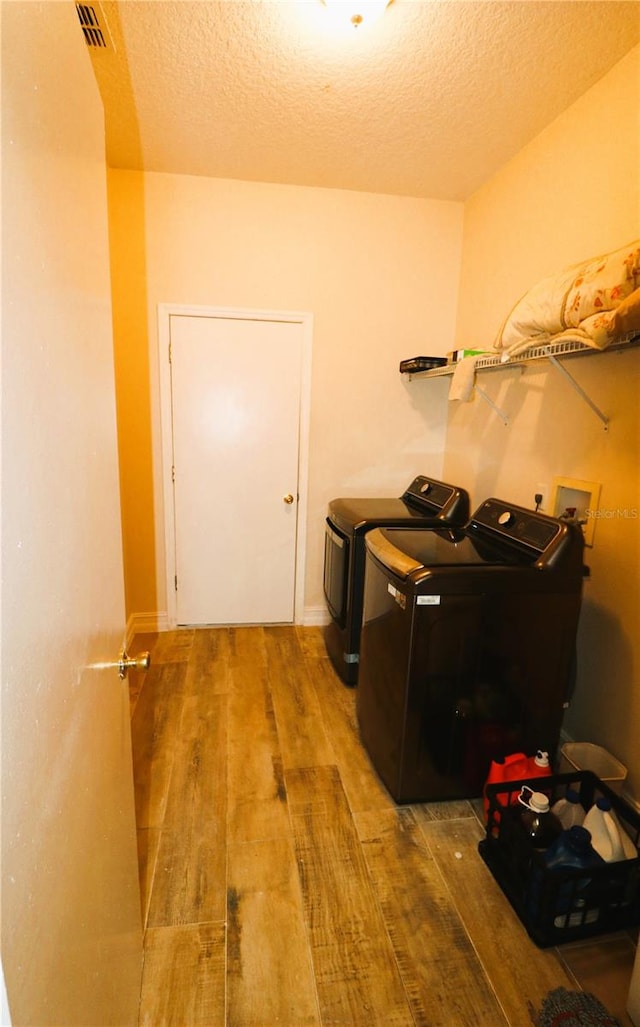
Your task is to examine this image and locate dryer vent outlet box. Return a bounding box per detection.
[551,476,601,546]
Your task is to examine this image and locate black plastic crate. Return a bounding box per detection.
[479,770,640,947]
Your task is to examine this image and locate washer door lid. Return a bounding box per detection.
[365,528,423,579]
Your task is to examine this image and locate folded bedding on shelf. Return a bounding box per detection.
[494,239,640,359]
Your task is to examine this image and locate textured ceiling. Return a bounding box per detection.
[88,1,640,201]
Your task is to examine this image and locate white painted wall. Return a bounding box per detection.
[108,172,463,621]
[444,45,640,796]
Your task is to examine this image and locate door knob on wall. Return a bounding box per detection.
[283,494,295,504]
[118,650,151,679]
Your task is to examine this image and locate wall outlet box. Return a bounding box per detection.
[551,476,601,546]
[535,482,549,511]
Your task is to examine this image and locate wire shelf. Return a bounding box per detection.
[405,333,640,380]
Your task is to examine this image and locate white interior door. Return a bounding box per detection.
[168,312,309,625]
[1,5,142,1024]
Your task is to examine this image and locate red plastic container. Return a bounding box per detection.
[483,750,551,823]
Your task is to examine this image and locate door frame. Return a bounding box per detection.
[158,303,313,627]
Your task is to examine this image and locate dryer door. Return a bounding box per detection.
[323,519,349,627]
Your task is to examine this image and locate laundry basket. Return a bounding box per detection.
[559,742,627,794]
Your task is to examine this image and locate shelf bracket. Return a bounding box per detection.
[475,385,509,426]
[543,348,609,430]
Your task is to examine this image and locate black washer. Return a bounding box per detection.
[356,499,585,803]
[323,476,469,684]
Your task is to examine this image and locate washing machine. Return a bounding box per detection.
[356,499,585,803]
[323,475,470,684]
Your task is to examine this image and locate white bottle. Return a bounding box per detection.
[595,798,638,859]
[608,804,638,859]
[583,797,628,862]
[551,788,585,829]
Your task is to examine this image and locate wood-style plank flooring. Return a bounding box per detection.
[129,626,637,1026]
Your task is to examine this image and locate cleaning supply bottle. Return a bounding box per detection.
[583,796,636,861]
[483,752,530,822]
[551,788,585,829]
[517,786,562,848]
[529,750,552,802]
[542,825,605,925]
[583,797,626,862]
[529,750,552,779]
[608,807,638,859]
[483,750,551,823]
[544,825,604,871]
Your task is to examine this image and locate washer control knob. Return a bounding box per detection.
[420,482,431,494]
[498,510,514,527]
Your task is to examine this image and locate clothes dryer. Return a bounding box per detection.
[323,476,469,684]
[356,499,585,803]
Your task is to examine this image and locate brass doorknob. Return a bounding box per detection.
[118,649,151,680]
[283,494,295,505]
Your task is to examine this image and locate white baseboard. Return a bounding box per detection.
[125,611,170,648]
[302,605,330,627]
[127,608,327,640]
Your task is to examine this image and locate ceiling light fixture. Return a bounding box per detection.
[322,0,393,30]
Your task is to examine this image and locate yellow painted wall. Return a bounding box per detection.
[108,171,157,620]
[455,46,639,351]
[443,45,640,795]
[108,173,463,623]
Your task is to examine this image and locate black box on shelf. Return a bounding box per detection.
[479,770,640,947]
[398,356,448,374]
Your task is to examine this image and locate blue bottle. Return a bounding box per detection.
[544,825,605,926]
[544,825,604,871]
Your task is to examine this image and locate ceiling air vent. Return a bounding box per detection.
[75,3,111,49]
